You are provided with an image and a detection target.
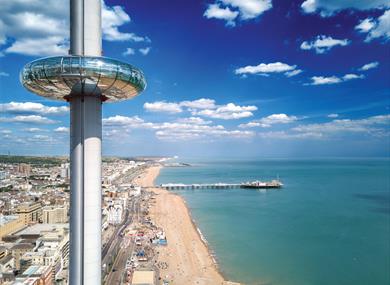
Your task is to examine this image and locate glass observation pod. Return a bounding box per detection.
[20,56,146,102]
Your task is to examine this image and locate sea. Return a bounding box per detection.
[156,158,390,285]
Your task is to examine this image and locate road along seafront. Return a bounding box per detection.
[133,165,241,285]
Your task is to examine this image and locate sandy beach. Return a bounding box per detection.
[133,165,240,285]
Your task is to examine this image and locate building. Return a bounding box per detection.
[14,183,33,192]
[15,224,69,281]
[60,164,70,180]
[20,265,53,285]
[36,230,69,276]
[19,254,33,274]
[12,277,40,284]
[107,204,123,225]
[130,186,141,197]
[11,242,36,270]
[0,215,25,240]
[0,170,9,180]
[0,255,14,274]
[16,203,42,225]
[42,206,68,224]
[17,164,31,177]
[102,214,108,231]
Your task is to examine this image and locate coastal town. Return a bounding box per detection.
[0,156,241,285]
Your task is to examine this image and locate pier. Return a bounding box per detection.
[160,180,283,190]
[160,183,240,190]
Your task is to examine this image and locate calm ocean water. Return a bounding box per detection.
[156,158,390,285]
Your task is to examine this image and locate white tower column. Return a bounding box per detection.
[70,0,102,56]
[70,96,102,285]
[69,0,102,284]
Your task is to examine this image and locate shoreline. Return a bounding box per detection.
[134,165,241,285]
[188,202,224,276]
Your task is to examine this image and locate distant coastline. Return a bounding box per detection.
[163,162,192,167]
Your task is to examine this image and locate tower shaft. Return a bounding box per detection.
[69,1,102,284]
[70,96,102,285]
[70,0,102,56]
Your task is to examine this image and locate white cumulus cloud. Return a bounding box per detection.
[180,98,216,109]
[27,134,55,143]
[285,69,303,77]
[143,102,183,114]
[301,0,389,17]
[235,62,299,77]
[54,127,69,133]
[257,114,390,140]
[102,115,145,126]
[122,48,135,56]
[6,36,68,56]
[0,102,69,115]
[101,1,148,42]
[204,0,272,26]
[0,115,57,124]
[24,128,43,132]
[139,47,151,55]
[308,73,365,85]
[355,18,376,33]
[301,0,317,14]
[292,114,390,137]
[176,117,212,125]
[239,113,298,128]
[143,99,257,120]
[102,114,254,141]
[193,103,257,120]
[355,10,390,42]
[0,130,12,134]
[359,61,379,71]
[154,124,253,141]
[222,0,272,20]
[343,74,365,81]
[204,4,239,26]
[309,76,343,85]
[258,130,323,140]
[300,35,350,54]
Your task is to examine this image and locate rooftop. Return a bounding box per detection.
[22,265,51,276]
[16,224,68,236]
[13,277,40,285]
[0,254,13,265]
[11,243,35,250]
[0,215,20,226]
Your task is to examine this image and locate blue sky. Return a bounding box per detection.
[0,0,389,158]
